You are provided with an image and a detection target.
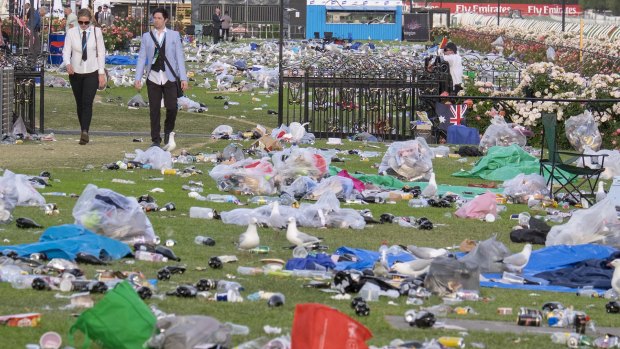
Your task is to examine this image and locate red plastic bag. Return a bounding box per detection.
[291,303,372,349]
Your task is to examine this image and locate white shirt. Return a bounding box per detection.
[148,28,169,85]
[62,26,105,75]
[442,53,463,87]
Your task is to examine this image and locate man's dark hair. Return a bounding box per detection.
[98,6,102,10]
[224,11,229,15]
[152,7,169,20]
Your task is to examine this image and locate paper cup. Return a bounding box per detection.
[40,331,62,349]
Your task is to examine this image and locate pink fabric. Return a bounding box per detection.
[455,192,497,219]
[337,170,365,192]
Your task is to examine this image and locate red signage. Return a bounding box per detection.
[410,2,582,16]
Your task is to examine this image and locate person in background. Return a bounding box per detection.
[134,7,188,148]
[99,4,112,26]
[62,8,106,145]
[440,42,463,95]
[94,6,102,24]
[24,3,41,54]
[221,11,232,41]
[212,7,222,44]
[63,4,77,32]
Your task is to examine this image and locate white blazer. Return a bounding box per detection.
[62,26,106,75]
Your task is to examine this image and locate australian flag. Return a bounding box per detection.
[435,102,468,132]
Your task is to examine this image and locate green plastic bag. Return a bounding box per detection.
[69,281,156,349]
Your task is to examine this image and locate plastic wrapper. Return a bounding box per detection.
[378,138,434,181]
[546,197,617,246]
[423,257,480,296]
[581,147,620,180]
[431,146,450,158]
[295,192,341,228]
[0,170,46,207]
[209,158,276,195]
[127,94,148,108]
[502,173,549,204]
[272,148,330,182]
[133,147,173,170]
[479,117,526,154]
[72,184,157,244]
[221,201,297,228]
[146,315,231,349]
[459,235,511,273]
[305,176,355,201]
[177,96,208,113]
[454,192,497,219]
[565,111,602,152]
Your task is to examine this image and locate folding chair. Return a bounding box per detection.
[539,113,607,205]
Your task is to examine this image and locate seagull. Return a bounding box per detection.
[402,245,448,259]
[391,259,433,278]
[609,259,620,297]
[596,182,607,203]
[267,201,287,230]
[497,243,532,274]
[162,132,176,152]
[421,172,437,198]
[236,217,260,250]
[286,217,322,247]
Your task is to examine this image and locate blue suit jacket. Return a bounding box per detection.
[135,29,187,83]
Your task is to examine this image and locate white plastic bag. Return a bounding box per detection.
[546,198,618,246]
[502,173,549,204]
[479,116,526,154]
[133,147,173,170]
[378,138,434,181]
[565,111,602,152]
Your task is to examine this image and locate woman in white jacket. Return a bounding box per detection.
[62,8,106,145]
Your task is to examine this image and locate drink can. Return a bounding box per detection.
[437,336,464,348]
[517,314,541,327]
[249,246,270,254]
[216,292,228,301]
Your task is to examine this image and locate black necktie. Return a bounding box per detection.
[82,30,87,61]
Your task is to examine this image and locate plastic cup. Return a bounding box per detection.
[292,246,308,258]
[40,331,62,349]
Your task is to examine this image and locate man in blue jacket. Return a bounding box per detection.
[134,7,188,148]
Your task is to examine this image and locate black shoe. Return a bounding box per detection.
[150,142,161,148]
[164,133,170,145]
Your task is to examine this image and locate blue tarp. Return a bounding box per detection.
[105,55,138,65]
[0,224,132,261]
[334,244,618,294]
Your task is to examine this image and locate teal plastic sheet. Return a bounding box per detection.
[452,144,540,181]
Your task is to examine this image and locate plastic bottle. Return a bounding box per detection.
[189,207,215,219]
[42,192,67,196]
[248,246,270,254]
[408,198,428,208]
[217,280,243,292]
[248,196,279,205]
[205,194,240,204]
[217,255,239,263]
[194,235,216,246]
[237,266,264,276]
[378,242,389,267]
[134,251,168,262]
[225,322,250,335]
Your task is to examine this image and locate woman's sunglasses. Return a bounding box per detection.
[78,21,90,25]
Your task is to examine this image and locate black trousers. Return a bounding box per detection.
[222,28,229,41]
[69,70,98,132]
[146,79,178,144]
[213,27,221,44]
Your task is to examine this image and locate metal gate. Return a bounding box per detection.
[280,51,451,140]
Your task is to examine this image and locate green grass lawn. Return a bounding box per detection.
[0,86,614,348]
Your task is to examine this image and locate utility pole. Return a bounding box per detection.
[497,0,500,26]
[561,0,566,31]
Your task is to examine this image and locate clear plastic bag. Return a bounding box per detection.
[220,143,245,162]
[146,315,231,349]
[127,94,148,108]
[479,116,526,154]
[502,173,549,204]
[459,235,511,273]
[0,170,45,207]
[133,147,173,170]
[209,158,276,195]
[72,184,157,244]
[212,125,234,137]
[565,111,602,152]
[281,176,318,198]
[305,176,354,201]
[272,148,330,182]
[378,138,434,181]
[325,208,366,230]
[580,147,619,180]
[546,197,617,246]
[424,257,480,296]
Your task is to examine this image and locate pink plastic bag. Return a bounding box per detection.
[455,192,497,219]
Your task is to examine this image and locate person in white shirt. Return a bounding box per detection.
[63,4,78,32]
[62,8,106,145]
[440,42,463,95]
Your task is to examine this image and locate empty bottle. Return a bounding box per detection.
[205,194,240,204]
[189,207,215,219]
[248,196,279,205]
[237,266,264,276]
[135,251,168,262]
[195,235,216,246]
[217,280,243,292]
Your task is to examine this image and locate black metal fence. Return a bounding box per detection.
[279,51,452,140]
